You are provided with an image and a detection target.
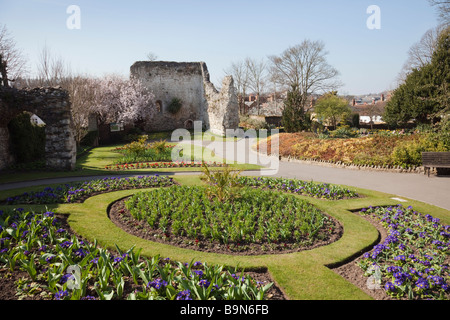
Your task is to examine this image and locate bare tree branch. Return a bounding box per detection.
[0,24,28,87]
[224,60,250,114]
[146,52,158,61]
[36,44,71,86]
[245,57,267,115]
[397,25,446,83]
[429,0,450,26]
[268,40,341,112]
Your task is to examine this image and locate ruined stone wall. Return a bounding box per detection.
[130,61,239,135]
[130,62,208,132]
[0,87,77,171]
[200,63,239,136]
[0,127,13,169]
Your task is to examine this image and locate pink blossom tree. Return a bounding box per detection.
[94,74,155,126]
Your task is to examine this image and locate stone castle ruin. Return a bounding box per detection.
[130,61,239,136]
[0,86,77,171]
[0,61,238,171]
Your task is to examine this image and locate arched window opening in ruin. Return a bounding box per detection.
[184,119,194,130]
[7,111,46,165]
[0,86,76,171]
[156,100,162,113]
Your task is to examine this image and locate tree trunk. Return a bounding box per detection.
[0,54,10,87]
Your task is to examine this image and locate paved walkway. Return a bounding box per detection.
[188,138,450,211]
[1,139,449,211]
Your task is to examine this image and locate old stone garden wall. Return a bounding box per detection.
[0,86,77,171]
[130,61,239,136]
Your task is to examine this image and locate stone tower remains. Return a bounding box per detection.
[130,61,239,136]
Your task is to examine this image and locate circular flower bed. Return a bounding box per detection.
[356,205,450,300]
[114,186,341,255]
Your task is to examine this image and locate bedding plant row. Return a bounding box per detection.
[3,175,175,205]
[0,208,274,300]
[105,161,226,171]
[2,175,359,206]
[236,176,358,200]
[357,204,450,300]
[263,120,449,168]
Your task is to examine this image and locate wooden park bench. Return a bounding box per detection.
[422,152,450,177]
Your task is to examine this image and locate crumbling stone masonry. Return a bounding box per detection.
[0,86,77,171]
[130,61,239,136]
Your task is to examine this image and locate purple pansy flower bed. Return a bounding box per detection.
[357,204,450,300]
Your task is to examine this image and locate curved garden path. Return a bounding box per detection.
[0,139,449,301]
[191,138,450,211]
[1,138,449,210]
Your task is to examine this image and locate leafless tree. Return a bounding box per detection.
[429,0,450,26]
[224,60,250,114]
[66,76,101,145]
[36,44,71,87]
[0,24,28,87]
[268,40,341,112]
[397,25,446,83]
[245,57,267,115]
[146,52,158,61]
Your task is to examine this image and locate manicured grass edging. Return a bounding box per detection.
[52,181,379,299]
[1,175,449,300]
[0,144,261,185]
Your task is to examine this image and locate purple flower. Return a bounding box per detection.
[385,282,396,292]
[113,256,123,263]
[386,266,401,274]
[199,279,211,288]
[428,275,444,286]
[55,290,69,300]
[176,290,192,300]
[60,274,71,284]
[60,241,73,249]
[90,257,99,264]
[415,278,429,290]
[147,278,168,290]
[394,255,406,261]
[73,248,86,258]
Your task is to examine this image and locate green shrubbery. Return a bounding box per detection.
[113,135,176,164]
[391,118,450,168]
[7,112,45,163]
[239,115,270,130]
[275,117,450,169]
[318,125,359,139]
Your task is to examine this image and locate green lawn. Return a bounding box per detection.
[0,143,261,185]
[1,174,448,300]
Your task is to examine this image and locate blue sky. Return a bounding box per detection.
[0,0,440,95]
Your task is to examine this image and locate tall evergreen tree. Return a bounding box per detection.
[281,84,307,132]
[384,27,449,125]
